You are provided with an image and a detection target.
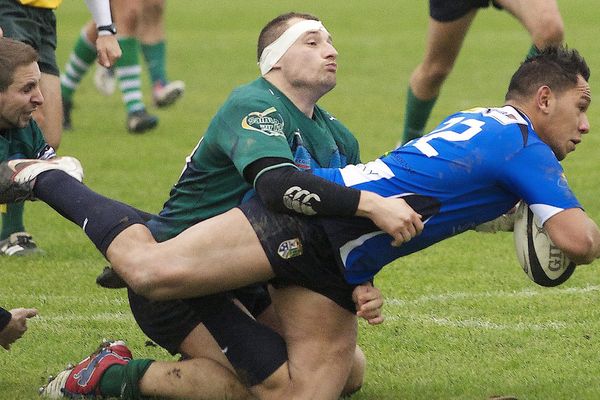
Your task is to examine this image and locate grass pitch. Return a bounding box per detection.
[1,1,599,399]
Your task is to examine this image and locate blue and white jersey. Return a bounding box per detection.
[313,106,581,284]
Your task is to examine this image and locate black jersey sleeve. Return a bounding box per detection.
[244,157,360,217]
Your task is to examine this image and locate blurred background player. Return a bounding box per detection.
[61,0,184,134]
[0,0,118,255]
[400,0,564,144]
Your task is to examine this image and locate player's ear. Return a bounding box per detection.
[536,85,552,114]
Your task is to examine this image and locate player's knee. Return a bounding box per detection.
[143,0,165,17]
[119,257,166,300]
[413,62,453,93]
[251,362,292,398]
[122,266,154,298]
[342,346,366,396]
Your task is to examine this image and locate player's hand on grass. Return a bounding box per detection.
[0,308,38,350]
[357,191,423,246]
[353,282,384,325]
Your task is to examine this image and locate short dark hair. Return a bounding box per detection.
[505,46,590,101]
[0,37,39,92]
[257,12,319,62]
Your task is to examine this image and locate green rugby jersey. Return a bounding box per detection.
[149,78,360,241]
[0,119,52,161]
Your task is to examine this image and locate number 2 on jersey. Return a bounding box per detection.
[413,117,484,157]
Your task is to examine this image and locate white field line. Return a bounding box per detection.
[30,312,135,325]
[382,314,569,331]
[11,286,600,331]
[4,294,129,306]
[386,284,600,307]
[382,285,600,331]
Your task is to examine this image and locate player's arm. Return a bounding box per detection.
[544,208,600,265]
[245,158,423,244]
[246,157,360,216]
[500,143,599,263]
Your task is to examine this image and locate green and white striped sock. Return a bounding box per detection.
[115,37,145,114]
[60,29,97,103]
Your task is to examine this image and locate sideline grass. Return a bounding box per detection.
[1,1,599,398]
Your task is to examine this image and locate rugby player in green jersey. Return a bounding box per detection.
[0,37,49,349]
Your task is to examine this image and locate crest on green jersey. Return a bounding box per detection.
[241,107,285,137]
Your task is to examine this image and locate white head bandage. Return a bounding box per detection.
[259,19,329,76]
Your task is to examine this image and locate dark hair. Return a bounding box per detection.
[257,12,319,62]
[505,46,590,101]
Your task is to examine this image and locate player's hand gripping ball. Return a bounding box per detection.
[513,201,575,287]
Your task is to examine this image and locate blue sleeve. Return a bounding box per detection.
[312,167,345,185]
[498,143,580,210]
[0,307,11,332]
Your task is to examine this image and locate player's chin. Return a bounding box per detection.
[17,115,32,128]
[324,77,336,89]
[319,79,336,95]
[555,146,570,161]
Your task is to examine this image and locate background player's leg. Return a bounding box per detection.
[401,11,477,144]
[61,22,98,131]
[496,0,563,59]
[137,0,185,108]
[36,73,62,149]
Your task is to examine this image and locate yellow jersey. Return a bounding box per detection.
[17,0,62,9]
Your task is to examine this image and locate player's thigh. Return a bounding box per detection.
[151,208,275,298]
[495,0,563,46]
[112,0,143,34]
[270,285,358,400]
[422,11,477,66]
[37,72,62,149]
[138,0,165,43]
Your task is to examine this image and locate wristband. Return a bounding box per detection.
[97,24,117,36]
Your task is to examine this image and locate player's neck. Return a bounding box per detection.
[504,101,536,129]
[265,75,319,118]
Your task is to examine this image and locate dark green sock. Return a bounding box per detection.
[99,359,154,399]
[401,86,437,145]
[525,44,541,60]
[140,41,167,86]
[1,202,25,240]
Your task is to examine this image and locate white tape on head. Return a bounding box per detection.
[259,19,328,76]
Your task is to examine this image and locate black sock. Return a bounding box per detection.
[33,170,146,257]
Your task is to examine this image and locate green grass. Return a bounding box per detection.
[1,0,600,398]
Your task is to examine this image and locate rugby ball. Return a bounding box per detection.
[513,201,575,287]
